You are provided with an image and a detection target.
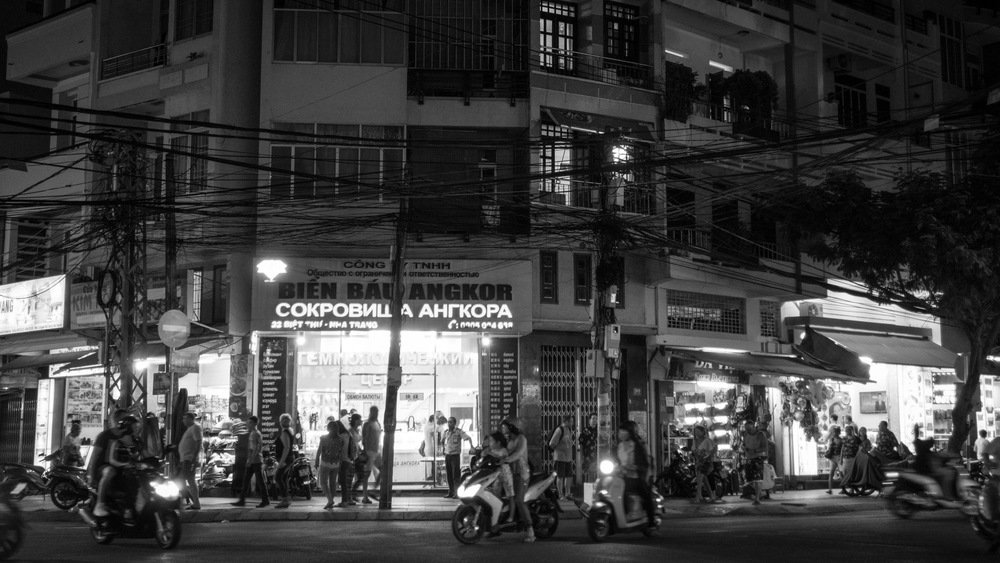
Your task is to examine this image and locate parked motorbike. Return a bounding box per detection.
[76,458,183,549]
[883,458,978,519]
[583,460,665,542]
[46,461,90,510]
[0,461,49,501]
[451,455,560,544]
[0,481,27,560]
[654,448,696,498]
[970,459,989,487]
[970,467,1000,552]
[287,451,314,500]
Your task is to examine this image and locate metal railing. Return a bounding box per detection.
[691,100,788,142]
[539,49,654,89]
[100,44,167,81]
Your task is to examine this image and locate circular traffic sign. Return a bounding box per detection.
[158,309,191,348]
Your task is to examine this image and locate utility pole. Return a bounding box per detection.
[379,196,409,509]
[90,129,149,420]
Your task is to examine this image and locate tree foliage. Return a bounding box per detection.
[781,126,1000,452]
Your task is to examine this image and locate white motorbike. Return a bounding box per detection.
[582,460,664,542]
[451,455,560,544]
[883,459,978,519]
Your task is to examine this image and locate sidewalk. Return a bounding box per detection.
[17,488,886,524]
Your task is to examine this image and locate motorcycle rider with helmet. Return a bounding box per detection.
[611,420,656,528]
[911,424,958,500]
[91,412,141,517]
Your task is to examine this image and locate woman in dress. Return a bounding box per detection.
[838,425,862,495]
[825,426,843,494]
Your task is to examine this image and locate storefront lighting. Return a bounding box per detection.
[717,443,732,450]
[713,416,728,423]
[859,356,874,365]
[698,381,737,389]
[256,259,287,282]
[686,402,708,410]
[296,332,306,346]
[664,48,687,59]
[198,355,216,365]
[134,359,148,371]
[714,402,729,409]
[708,60,734,73]
[481,336,492,347]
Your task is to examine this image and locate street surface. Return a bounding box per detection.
[10,510,993,562]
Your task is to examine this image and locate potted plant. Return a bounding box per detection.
[721,69,780,141]
[662,61,707,123]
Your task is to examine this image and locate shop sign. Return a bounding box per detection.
[345,392,383,402]
[169,348,199,375]
[668,357,750,385]
[153,372,171,394]
[0,276,66,335]
[229,354,250,419]
[69,281,105,329]
[484,338,518,432]
[258,337,290,441]
[400,392,424,401]
[252,258,532,334]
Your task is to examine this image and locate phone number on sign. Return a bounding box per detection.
[447,320,514,330]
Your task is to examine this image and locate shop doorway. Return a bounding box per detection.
[0,388,37,464]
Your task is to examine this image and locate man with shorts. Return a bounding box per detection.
[441,417,473,499]
[742,420,770,505]
[549,414,575,500]
[355,406,383,504]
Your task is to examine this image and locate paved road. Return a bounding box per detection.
[9,509,993,562]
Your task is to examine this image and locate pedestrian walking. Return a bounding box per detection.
[824,426,843,494]
[337,414,361,507]
[314,420,342,509]
[838,424,862,495]
[579,413,598,482]
[273,413,296,509]
[548,414,575,500]
[741,420,769,505]
[501,417,535,543]
[354,406,382,504]
[442,417,473,499]
[179,412,203,510]
[232,415,269,508]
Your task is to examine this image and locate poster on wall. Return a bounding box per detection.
[230,353,250,420]
[483,338,518,433]
[258,337,289,442]
[65,376,105,431]
[0,276,66,335]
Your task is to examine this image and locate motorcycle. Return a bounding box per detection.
[970,468,1000,552]
[287,451,314,500]
[883,457,978,519]
[76,458,183,549]
[0,481,27,560]
[0,461,49,501]
[970,459,989,487]
[653,448,696,498]
[40,451,89,510]
[451,455,560,544]
[583,460,665,542]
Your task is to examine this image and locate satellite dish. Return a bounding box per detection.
[158,309,191,349]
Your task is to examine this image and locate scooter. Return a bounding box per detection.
[287,451,314,500]
[76,458,183,549]
[451,455,560,544]
[883,458,978,519]
[0,481,28,560]
[0,461,49,501]
[970,468,1000,552]
[582,460,665,542]
[43,454,90,510]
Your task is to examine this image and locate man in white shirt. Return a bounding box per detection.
[976,430,991,462]
[178,412,203,510]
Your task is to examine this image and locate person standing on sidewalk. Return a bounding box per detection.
[355,406,383,504]
[338,414,362,507]
[692,424,720,503]
[579,413,598,482]
[838,424,862,495]
[179,412,203,511]
[501,417,535,543]
[548,414,575,501]
[442,417,473,499]
[741,420,769,505]
[314,420,342,509]
[273,413,296,509]
[824,426,843,494]
[232,416,269,508]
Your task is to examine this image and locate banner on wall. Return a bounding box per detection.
[0,276,66,335]
[252,258,532,334]
[229,353,250,420]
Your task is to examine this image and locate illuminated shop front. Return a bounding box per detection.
[251,257,532,485]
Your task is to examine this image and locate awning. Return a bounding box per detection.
[805,328,957,369]
[665,348,868,383]
[542,107,656,143]
[0,350,94,373]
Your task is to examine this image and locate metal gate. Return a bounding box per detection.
[539,345,617,475]
[0,388,37,464]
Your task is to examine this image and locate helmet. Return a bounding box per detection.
[501,416,524,433]
[118,414,139,434]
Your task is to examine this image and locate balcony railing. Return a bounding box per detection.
[100,44,168,81]
[540,49,654,89]
[832,0,895,23]
[691,101,788,142]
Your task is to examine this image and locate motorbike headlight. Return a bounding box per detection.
[599,460,615,475]
[884,471,898,481]
[457,483,481,499]
[152,480,180,500]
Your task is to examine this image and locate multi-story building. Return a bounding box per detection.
[1,0,996,489]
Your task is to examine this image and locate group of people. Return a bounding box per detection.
[825,418,905,495]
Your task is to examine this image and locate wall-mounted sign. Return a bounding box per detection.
[668,357,750,385]
[0,276,66,335]
[252,258,532,334]
[258,337,290,442]
[400,393,424,401]
[345,392,383,402]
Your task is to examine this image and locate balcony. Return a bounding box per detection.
[690,101,788,142]
[539,49,654,90]
[100,44,168,81]
[6,3,94,88]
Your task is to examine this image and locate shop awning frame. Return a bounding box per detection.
[664,348,869,384]
[804,328,957,369]
[0,350,94,373]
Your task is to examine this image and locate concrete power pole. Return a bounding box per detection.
[89,129,149,420]
[379,196,408,509]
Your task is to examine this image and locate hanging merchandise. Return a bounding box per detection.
[778,380,826,441]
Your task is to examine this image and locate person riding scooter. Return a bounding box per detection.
[92,413,141,517]
[911,424,958,500]
[611,421,656,528]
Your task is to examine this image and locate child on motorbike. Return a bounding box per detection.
[483,431,515,523]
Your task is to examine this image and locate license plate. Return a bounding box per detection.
[298,468,310,477]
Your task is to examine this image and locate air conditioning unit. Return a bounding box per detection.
[826,54,853,74]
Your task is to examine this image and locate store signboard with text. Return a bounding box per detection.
[252,258,532,334]
[667,357,750,385]
[0,276,66,335]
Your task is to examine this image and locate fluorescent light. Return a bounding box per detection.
[664,48,687,58]
[709,60,734,72]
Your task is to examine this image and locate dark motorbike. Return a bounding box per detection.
[883,457,977,519]
[40,451,89,510]
[287,451,314,500]
[0,461,48,501]
[970,459,989,487]
[841,450,885,497]
[76,458,183,549]
[970,466,1000,552]
[654,449,696,498]
[0,481,27,560]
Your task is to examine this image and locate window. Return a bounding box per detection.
[540,251,558,304]
[191,264,228,325]
[834,74,867,129]
[666,290,745,334]
[875,84,891,124]
[613,143,653,215]
[176,0,213,41]
[409,0,527,72]
[760,300,779,338]
[12,218,50,281]
[165,110,209,195]
[945,130,970,186]
[605,2,639,62]
[540,1,575,73]
[269,123,404,201]
[539,123,575,205]
[479,151,499,229]
[573,253,592,305]
[274,0,405,64]
[937,14,964,88]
